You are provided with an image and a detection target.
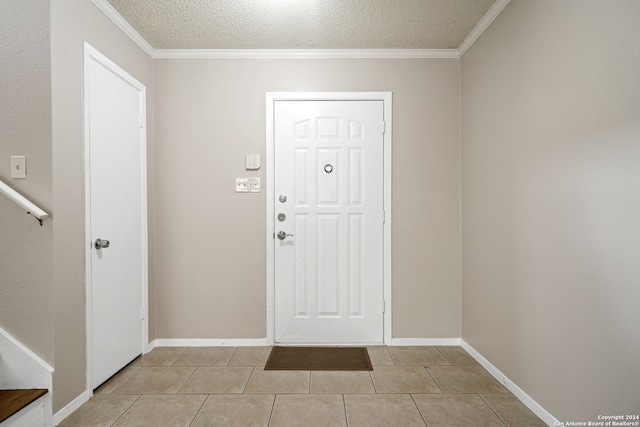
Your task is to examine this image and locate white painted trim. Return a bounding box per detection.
[0,326,54,426]
[149,339,268,348]
[90,0,155,57]
[52,390,92,427]
[391,338,462,346]
[83,42,149,392]
[153,49,460,60]
[461,340,559,426]
[266,92,393,346]
[458,0,511,56]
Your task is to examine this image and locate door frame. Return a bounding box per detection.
[83,42,149,390]
[266,92,392,345]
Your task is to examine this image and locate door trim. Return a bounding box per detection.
[266,92,392,345]
[83,42,149,390]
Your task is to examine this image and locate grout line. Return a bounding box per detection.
[227,346,240,366]
[241,367,256,394]
[424,367,444,394]
[478,394,509,427]
[409,393,429,427]
[434,345,454,366]
[110,394,142,426]
[188,394,209,427]
[342,394,349,426]
[175,367,198,395]
[266,394,277,426]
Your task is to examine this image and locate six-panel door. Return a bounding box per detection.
[274,100,385,344]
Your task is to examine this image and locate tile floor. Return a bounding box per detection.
[58,346,546,426]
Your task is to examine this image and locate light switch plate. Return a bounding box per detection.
[11,156,26,179]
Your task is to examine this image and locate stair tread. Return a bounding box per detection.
[0,389,48,423]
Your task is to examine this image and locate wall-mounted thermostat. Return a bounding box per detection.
[245,154,260,170]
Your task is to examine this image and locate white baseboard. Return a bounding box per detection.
[390,338,462,346]
[0,326,54,426]
[52,390,91,427]
[461,340,558,426]
[149,338,269,349]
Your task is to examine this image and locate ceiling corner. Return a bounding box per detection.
[458,0,511,57]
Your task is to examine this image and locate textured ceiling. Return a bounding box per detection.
[106,0,496,50]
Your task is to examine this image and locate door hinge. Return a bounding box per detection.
[382,210,386,224]
[382,121,386,134]
[383,300,386,313]
[140,115,144,128]
[141,306,146,319]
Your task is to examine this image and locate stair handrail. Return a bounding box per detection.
[0,179,49,225]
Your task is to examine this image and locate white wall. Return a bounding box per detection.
[153,58,462,340]
[461,0,640,421]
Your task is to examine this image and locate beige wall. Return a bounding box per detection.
[461,0,640,421]
[153,59,461,339]
[50,0,154,412]
[0,0,54,364]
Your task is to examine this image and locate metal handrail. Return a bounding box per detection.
[0,179,48,225]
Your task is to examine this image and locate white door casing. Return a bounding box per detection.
[84,43,148,389]
[267,93,392,345]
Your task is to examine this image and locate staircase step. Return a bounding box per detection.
[0,389,48,424]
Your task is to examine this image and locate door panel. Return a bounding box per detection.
[274,100,384,344]
[85,47,146,388]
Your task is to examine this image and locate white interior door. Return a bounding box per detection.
[85,44,147,389]
[274,100,385,344]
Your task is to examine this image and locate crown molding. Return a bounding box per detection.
[90,0,155,57]
[458,0,511,56]
[152,49,460,59]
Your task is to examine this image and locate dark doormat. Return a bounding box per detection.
[264,346,373,371]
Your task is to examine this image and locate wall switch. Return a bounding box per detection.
[235,178,249,192]
[11,156,26,179]
[248,177,261,192]
[245,154,260,170]
[235,177,261,193]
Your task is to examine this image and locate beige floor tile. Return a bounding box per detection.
[244,369,310,393]
[229,346,273,366]
[270,394,347,427]
[191,394,275,427]
[366,346,395,366]
[311,371,375,393]
[172,346,237,366]
[344,394,426,427]
[131,347,188,367]
[112,395,206,427]
[388,346,451,366]
[412,394,506,427]
[57,395,139,427]
[113,366,196,394]
[480,394,547,426]
[179,367,253,394]
[371,365,441,393]
[428,366,508,393]
[94,364,141,395]
[437,346,480,366]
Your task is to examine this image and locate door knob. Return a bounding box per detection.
[277,231,294,240]
[94,238,110,249]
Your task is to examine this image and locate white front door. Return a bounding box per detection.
[84,44,147,389]
[274,100,385,344]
